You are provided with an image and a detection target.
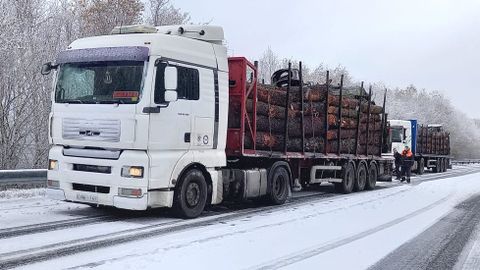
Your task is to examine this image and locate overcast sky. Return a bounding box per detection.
[175,0,480,118]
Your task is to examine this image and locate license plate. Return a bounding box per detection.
[76,193,99,203]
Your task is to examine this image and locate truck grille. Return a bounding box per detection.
[72,183,110,194]
[73,164,111,174]
[62,118,121,142]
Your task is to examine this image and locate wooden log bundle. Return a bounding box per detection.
[416,126,451,155]
[243,83,385,155]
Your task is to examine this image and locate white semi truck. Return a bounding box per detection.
[43,25,392,218]
[386,119,451,174]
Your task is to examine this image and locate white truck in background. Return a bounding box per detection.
[387,119,451,174]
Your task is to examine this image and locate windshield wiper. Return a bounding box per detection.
[98,99,126,104]
[61,99,85,104]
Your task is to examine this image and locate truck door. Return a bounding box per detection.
[147,59,198,188]
[189,68,215,151]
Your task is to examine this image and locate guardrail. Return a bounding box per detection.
[451,159,480,165]
[0,169,47,189]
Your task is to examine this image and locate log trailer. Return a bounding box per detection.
[43,24,393,218]
[387,120,451,174]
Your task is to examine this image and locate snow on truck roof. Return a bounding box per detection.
[64,24,228,72]
[110,24,225,45]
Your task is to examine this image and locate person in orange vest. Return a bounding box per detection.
[401,146,414,183]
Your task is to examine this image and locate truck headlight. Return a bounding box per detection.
[48,159,58,170]
[121,166,144,178]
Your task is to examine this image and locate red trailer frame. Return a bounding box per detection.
[226,57,389,163]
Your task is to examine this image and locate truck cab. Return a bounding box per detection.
[45,25,229,217]
[388,119,414,153]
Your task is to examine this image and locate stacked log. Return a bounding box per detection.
[417,126,451,155]
[242,83,384,155]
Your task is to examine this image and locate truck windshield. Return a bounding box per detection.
[391,126,404,143]
[55,61,145,104]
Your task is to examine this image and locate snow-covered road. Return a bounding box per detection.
[1,165,480,270]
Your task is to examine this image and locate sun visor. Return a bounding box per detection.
[56,46,149,64]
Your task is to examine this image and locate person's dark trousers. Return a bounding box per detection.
[395,163,402,179]
[401,165,412,183]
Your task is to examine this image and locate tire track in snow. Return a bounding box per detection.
[248,196,450,270]
[0,215,120,239]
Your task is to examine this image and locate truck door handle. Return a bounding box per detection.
[184,133,191,143]
[142,106,160,114]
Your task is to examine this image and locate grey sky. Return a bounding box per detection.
[175,0,480,118]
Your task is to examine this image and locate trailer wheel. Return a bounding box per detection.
[433,159,440,173]
[442,158,446,172]
[172,168,208,219]
[365,162,378,190]
[417,158,425,175]
[335,162,355,194]
[354,162,367,192]
[267,165,290,205]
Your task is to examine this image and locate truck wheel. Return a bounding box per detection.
[335,162,355,194]
[267,165,290,205]
[417,158,425,175]
[365,162,377,190]
[442,158,447,172]
[172,169,208,219]
[433,159,440,173]
[354,162,367,191]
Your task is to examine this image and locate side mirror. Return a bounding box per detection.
[164,66,178,102]
[41,62,56,75]
[165,90,178,102]
[164,66,178,91]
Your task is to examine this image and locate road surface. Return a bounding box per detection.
[1,165,480,269]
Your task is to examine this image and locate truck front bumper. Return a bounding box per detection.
[47,146,174,210]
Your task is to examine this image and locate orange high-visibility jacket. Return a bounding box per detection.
[402,149,413,158]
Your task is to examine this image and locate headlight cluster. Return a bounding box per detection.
[121,166,144,178]
[48,159,58,170]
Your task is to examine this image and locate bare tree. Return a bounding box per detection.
[257,47,280,84]
[80,0,144,36]
[0,0,193,170]
[145,0,190,26]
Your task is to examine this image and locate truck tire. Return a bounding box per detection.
[417,158,425,175]
[433,159,440,173]
[267,165,290,205]
[172,169,208,219]
[335,162,355,194]
[365,162,378,190]
[354,162,367,191]
[442,158,447,172]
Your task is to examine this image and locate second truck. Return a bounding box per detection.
[387,120,451,174]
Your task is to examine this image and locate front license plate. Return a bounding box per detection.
[76,193,99,203]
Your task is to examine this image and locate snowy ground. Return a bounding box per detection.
[1,165,480,269]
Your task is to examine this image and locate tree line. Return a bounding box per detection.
[0,0,189,169]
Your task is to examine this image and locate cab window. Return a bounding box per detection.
[154,62,200,103]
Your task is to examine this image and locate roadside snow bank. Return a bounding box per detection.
[0,188,45,201]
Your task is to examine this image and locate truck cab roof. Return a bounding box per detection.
[63,25,228,72]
